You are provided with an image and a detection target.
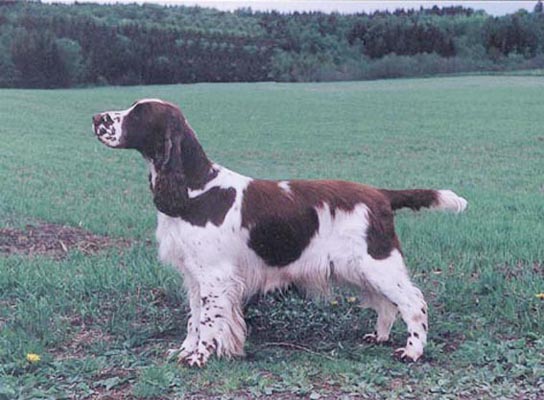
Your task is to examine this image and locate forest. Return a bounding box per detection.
[1,1,543,88]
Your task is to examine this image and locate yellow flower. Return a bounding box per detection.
[26,353,41,363]
[346,296,357,303]
[535,293,544,300]
[330,300,338,306]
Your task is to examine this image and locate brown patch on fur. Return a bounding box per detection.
[241,179,399,266]
[290,182,399,261]
[153,169,189,217]
[241,180,319,266]
[380,189,438,211]
[182,187,236,227]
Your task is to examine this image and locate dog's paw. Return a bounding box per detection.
[363,332,389,344]
[185,352,205,367]
[182,340,218,367]
[167,334,200,362]
[184,348,213,368]
[393,346,423,362]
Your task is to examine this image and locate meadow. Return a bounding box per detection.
[0,76,543,399]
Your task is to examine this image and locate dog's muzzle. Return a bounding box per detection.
[92,114,115,137]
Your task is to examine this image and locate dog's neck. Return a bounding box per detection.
[176,126,218,190]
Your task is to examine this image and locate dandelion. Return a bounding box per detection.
[346,296,357,303]
[330,300,338,306]
[26,353,41,363]
[535,293,544,300]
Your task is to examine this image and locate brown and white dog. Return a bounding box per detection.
[92,99,467,367]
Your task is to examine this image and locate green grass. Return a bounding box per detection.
[1,76,543,399]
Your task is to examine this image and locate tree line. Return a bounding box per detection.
[0,1,543,88]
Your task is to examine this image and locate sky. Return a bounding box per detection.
[43,1,537,16]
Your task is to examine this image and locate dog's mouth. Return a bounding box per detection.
[95,124,115,138]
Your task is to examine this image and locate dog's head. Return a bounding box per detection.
[92,98,183,155]
[92,99,197,216]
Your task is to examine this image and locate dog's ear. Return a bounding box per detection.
[152,115,189,216]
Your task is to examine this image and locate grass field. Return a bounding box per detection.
[1,76,543,399]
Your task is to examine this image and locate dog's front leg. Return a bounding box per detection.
[168,273,201,362]
[185,267,247,367]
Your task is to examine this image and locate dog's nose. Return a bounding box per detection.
[92,114,103,126]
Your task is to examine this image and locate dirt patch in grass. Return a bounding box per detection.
[0,222,132,259]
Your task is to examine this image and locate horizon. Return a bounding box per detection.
[41,1,538,16]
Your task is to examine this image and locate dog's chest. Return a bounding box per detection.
[155,213,193,268]
[155,211,242,270]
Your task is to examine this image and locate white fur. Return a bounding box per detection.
[136,98,166,105]
[278,181,291,194]
[93,105,133,148]
[434,190,468,213]
[147,160,158,186]
[157,166,252,365]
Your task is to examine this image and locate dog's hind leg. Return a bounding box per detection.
[360,251,428,362]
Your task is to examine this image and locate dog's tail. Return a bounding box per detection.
[379,189,467,213]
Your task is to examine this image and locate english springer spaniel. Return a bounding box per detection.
[92,99,467,367]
